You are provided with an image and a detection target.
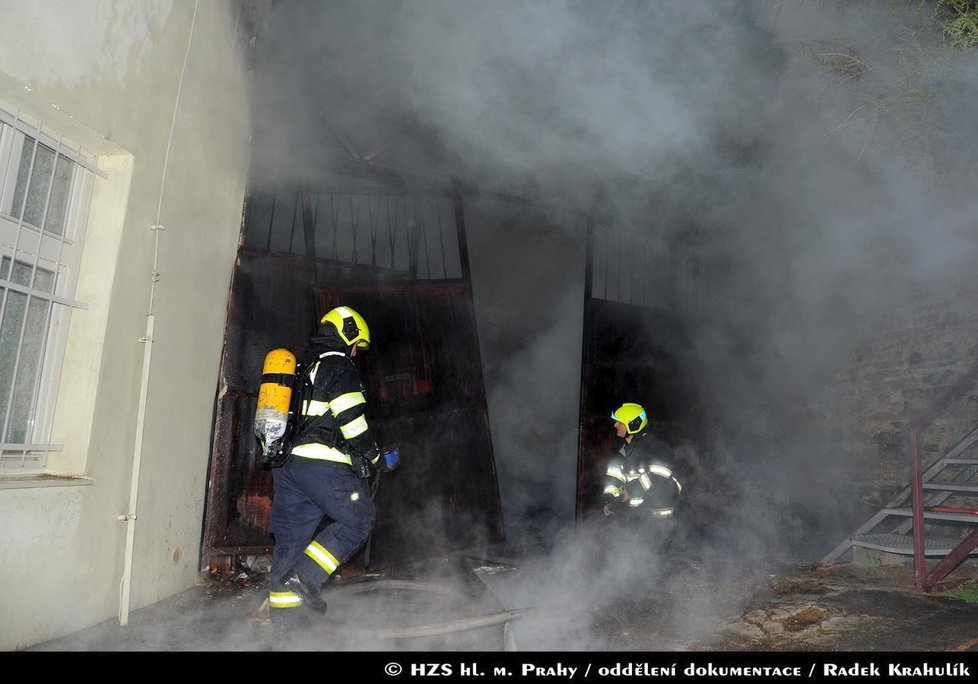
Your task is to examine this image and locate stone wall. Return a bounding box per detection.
[820,287,978,508]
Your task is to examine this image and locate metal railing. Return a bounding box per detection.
[909,363,978,590]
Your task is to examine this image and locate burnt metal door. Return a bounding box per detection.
[202,185,504,576]
[576,216,701,522]
[312,282,503,569]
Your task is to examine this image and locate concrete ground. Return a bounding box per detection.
[21,542,978,654]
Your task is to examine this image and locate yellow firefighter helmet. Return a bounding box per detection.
[321,306,370,349]
[611,402,648,435]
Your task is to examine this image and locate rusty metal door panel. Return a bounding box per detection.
[576,213,702,523]
[202,247,319,562]
[313,282,505,569]
[202,190,502,575]
[314,283,489,416]
[365,408,502,569]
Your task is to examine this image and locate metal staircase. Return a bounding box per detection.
[822,361,978,590]
[822,425,978,564]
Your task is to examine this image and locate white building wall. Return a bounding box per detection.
[0,0,250,650]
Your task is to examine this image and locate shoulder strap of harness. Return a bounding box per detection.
[292,350,354,445]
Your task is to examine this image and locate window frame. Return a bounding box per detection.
[0,105,98,473]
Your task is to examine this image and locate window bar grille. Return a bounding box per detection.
[0,108,25,331]
[18,129,64,448]
[2,127,61,453]
[0,128,42,448]
[0,112,96,464]
[0,120,11,198]
[21,291,54,462]
[48,134,74,266]
[29,133,75,454]
[0,108,103,178]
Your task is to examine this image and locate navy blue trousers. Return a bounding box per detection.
[269,457,375,592]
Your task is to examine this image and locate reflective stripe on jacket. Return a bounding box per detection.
[291,350,376,465]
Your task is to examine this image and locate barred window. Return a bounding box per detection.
[0,107,97,472]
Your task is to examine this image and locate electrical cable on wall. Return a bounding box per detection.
[119,0,200,627]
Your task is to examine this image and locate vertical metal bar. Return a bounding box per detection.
[0,120,11,201]
[13,128,40,221]
[28,133,63,285]
[407,195,420,279]
[49,150,76,282]
[602,225,609,299]
[21,134,68,455]
[385,195,398,270]
[367,195,378,267]
[0,109,27,210]
[453,190,471,283]
[0,121,13,196]
[330,193,339,260]
[642,235,649,308]
[0,254,11,461]
[24,290,54,455]
[0,131,42,444]
[435,198,447,278]
[349,193,359,264]
[418,198,432,279]
[264,188,277,250]
[910,423,927,589]
[401,195,414,277]
[616,225,622,302]
[287,188,298,254]
[627,231,634,305]
[312,191,321,253]
[300,188,317,283]
[576,199,597,524]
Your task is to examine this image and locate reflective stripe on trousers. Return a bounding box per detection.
[268,458,375,592]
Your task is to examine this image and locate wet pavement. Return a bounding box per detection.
[20,547,978,655]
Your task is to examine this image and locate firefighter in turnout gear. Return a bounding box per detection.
[602,402,683,520]
[267,305,393,626]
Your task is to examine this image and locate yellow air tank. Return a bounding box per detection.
[255,348,297,453]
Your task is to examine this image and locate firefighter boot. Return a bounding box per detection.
[282,568,328,614]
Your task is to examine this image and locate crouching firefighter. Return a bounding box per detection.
[265,306,398,627]
[601,402,683,522]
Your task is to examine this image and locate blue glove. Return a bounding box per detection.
[381,444,400,472]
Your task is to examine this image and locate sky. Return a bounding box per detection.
[245,0,978,649]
